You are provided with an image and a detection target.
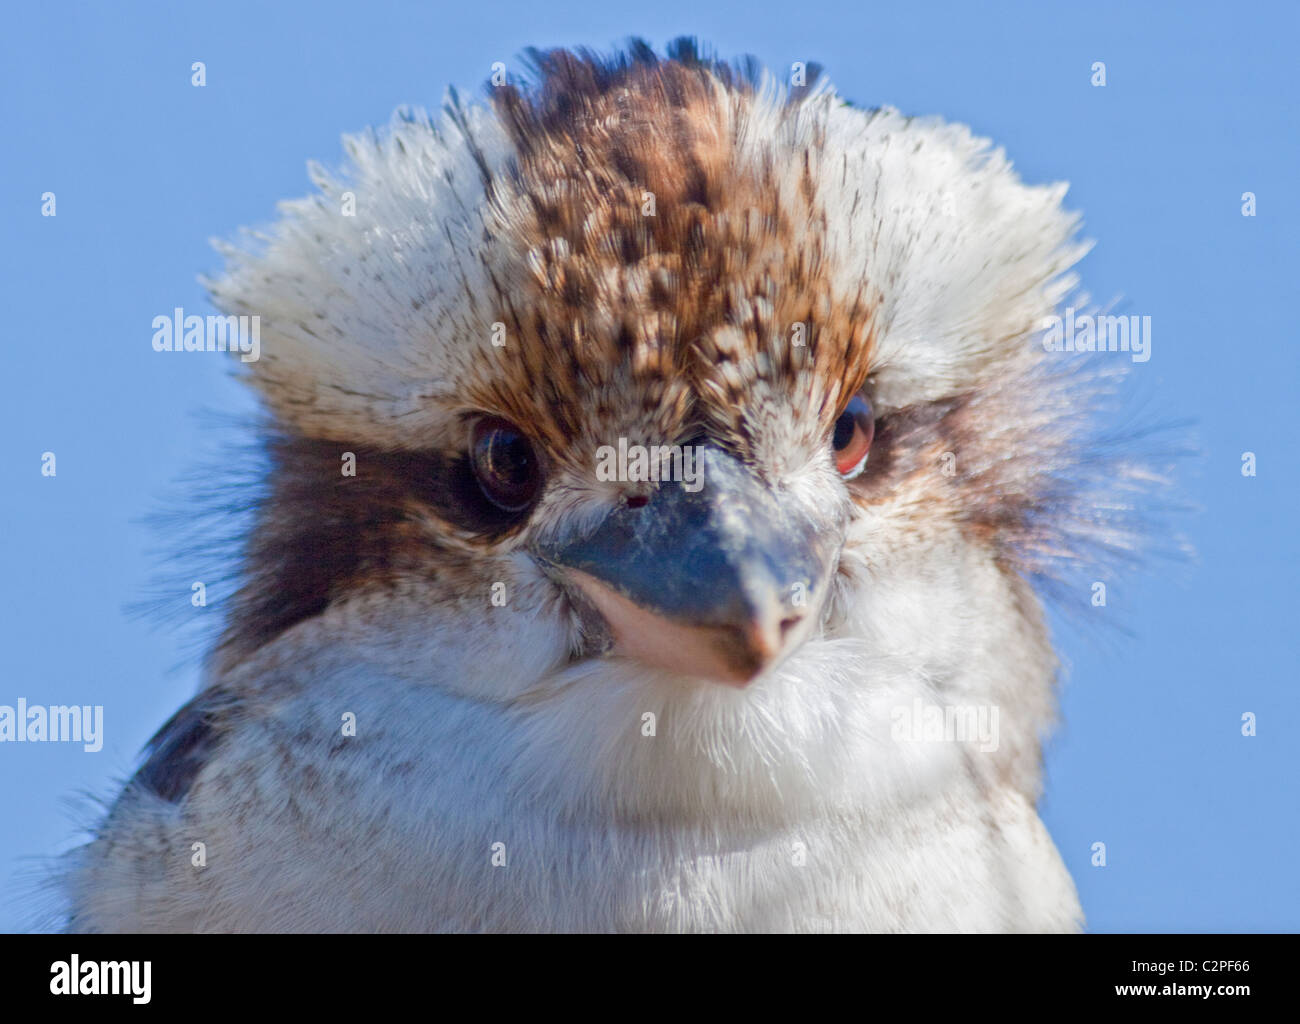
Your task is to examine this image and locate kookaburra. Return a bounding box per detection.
[64,40,1147,932]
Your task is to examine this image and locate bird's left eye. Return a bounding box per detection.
[831,393,875,480]
[469,416,543,512]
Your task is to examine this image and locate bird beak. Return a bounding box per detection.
[532,446,840,686]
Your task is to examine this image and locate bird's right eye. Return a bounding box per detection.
[469,416,543,512]
[831,393,875,480]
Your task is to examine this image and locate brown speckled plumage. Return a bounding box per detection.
[62,40,1172,933]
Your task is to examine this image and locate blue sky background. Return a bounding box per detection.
[1,0,1296,932]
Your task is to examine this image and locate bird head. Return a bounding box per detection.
[204,41,1145,762]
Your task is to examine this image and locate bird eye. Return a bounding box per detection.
[469,416,543,512]
[831,393,875,480]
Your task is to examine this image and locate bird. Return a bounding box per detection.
[62,39,1153,932]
